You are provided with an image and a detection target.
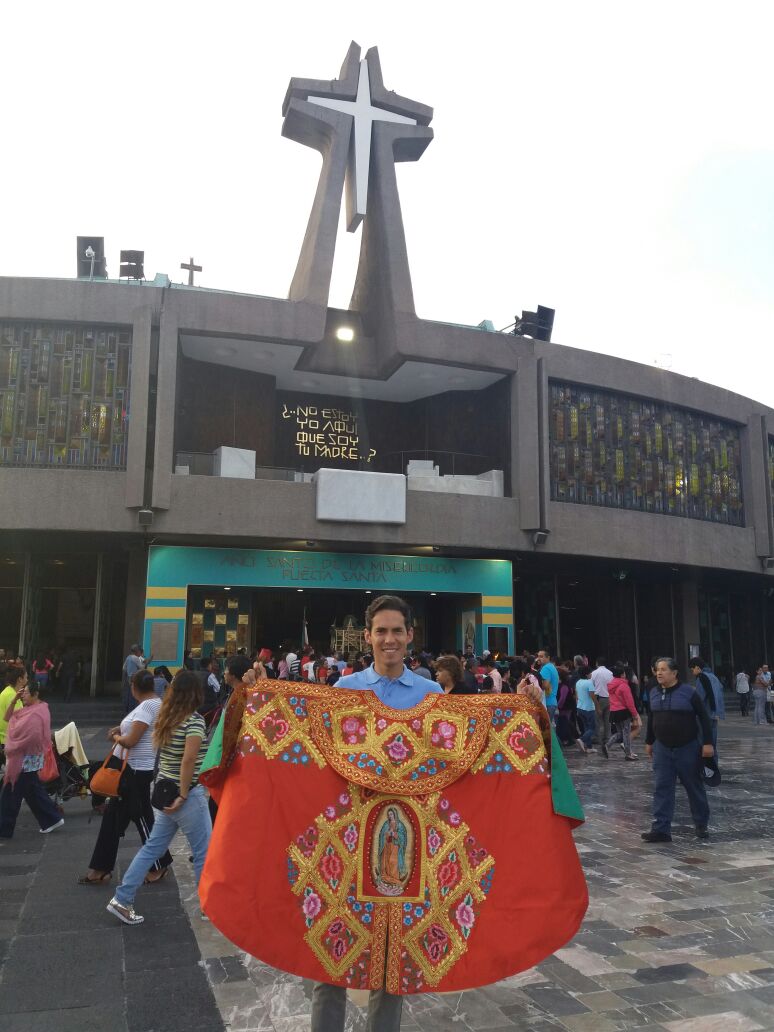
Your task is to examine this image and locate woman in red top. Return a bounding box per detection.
[603,663,641,760]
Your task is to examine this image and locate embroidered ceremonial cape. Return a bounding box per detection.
[199,681,588,994]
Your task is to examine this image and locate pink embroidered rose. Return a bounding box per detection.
[321,851,343,882]
[260,715,289,742]
[327,919,344,936]
[339,793,350,806]
[411,719,422,730]
[324,805,336,820]
[449,812,461,827]
[455,900,475,930]
[386,735,410,762]
[436,721,456,747]
[343,824,358,850]
[376,718,388,730]
[302,892,321,920]
[438,859,460,888]
[427,828,442,855]
[439,798,449,811]
[425,923,448,962]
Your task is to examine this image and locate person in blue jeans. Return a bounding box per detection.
[107,670,211,925]
[641,657,714,844]
[312,594,442,1032]
[574,665,597,753]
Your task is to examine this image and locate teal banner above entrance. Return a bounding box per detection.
[143,546,513,667]
[147,546,512,595]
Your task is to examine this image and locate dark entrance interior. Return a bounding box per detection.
[186,587,464,659]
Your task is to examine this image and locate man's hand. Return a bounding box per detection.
[701,744,715,758]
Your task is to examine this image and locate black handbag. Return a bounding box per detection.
[151,777,179,809]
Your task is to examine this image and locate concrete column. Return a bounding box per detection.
[742,414,773,559]
[513,356,542,530]
[125,306,154,508]
[536,358,550,532]
[90,553,104,697]
[123,547,148,657]
[17,552,32,657]
[150,306,179,511]
[676,581,701,670]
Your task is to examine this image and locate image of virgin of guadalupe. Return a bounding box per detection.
[374,806,409,896]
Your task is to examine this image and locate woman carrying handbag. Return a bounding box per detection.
[107,669,211,925]
[0,665,64,838]
[78,669,172,885]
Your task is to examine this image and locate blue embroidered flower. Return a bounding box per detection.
[403,903,412,912]
[403,916,412,926]
[365,903,373,912]
[362,914,371,924]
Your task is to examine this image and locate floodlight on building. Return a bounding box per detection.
[119,250,145,282]
[532,530,549,547]
[513,305,555,342]
[77,236,107,280]
[335,326,355,342]
[761,557,774,571]
[138,508,154,528]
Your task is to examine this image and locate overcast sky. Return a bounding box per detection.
[4,1,773,405]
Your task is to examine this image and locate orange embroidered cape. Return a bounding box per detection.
[199,681,588,994]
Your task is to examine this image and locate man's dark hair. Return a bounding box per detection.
[690,656,706,669]
[611,662,625,678]
[483,656,496,669]
[364,594,413,631]
[226,655,252,680]
[538,646,554,658]
[595,656,606,667]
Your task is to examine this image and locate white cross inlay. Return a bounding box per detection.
[308,60,417,231]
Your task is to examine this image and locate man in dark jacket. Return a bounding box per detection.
[642,656,714,843]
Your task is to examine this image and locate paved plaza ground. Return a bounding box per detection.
[2,708,774,1031]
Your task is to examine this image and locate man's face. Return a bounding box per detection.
[537,650,549,665]
[690,664,701,677]
[365,609,413,666]
[655,661,677,685]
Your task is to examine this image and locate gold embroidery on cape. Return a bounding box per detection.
[470,710,547,775]
[306,698,490,796]
[288,786,495,989]
[240,693,326,769]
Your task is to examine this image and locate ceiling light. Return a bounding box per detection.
[297,589,304,592]
[365,591,372,595]
[224,587,231,591]
[430,592,437,596]
[335,326,355,343]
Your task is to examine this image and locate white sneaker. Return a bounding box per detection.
[107,897,144,925]
[40,818,64,834]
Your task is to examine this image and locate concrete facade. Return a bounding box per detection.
[2,43,774,680]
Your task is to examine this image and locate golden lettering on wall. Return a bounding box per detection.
[281,403,376,463]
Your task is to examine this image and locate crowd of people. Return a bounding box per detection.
[0,629,769,915]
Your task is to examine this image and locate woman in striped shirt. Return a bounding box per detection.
[107,670,211,926]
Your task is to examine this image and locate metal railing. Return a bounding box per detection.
[174,449,501,480]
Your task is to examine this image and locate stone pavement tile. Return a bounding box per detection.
[125,965,224,1032]
[574,989,629,1012]
[0,1003,127,1032]
[595,972,640,990]
[630,962,708,984]
[560,1013,667,1032]
[662,1014,766,1032]
[553,944,621,976]
[204,954,250,984]
[123,918,202,972]
[614,982,701,1006]
[0,927,124,1013]
[438,990,511,1029]
[520,985,591,1016]
[691,954,770,976]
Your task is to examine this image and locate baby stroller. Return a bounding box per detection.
[41,721,93,808]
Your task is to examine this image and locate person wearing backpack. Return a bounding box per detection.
[689,658,724,759]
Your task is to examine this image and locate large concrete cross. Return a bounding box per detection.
[306,58,418,232]
[282,43,434,318]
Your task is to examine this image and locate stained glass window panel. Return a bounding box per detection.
[0,322,132,469]
[550,382,744,526]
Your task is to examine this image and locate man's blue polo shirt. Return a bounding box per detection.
[336,664,442,710]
